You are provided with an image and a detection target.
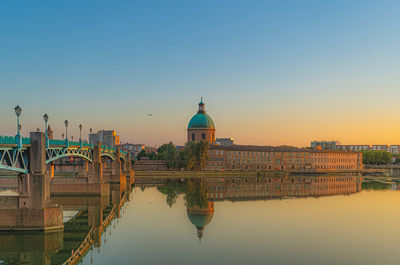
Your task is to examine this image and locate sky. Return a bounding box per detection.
[1,0,400,147]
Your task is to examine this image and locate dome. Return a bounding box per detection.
[187,210,214,239]
[188,113,215,130]
[188,99,215,130]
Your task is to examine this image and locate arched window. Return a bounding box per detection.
[202,133,206,140]
[192,133,195,141]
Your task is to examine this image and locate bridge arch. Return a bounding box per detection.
[46,153,93,164]
[100,153,115,161]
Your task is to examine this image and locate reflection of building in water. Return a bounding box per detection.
[155,176,361,241]
[205,176,361,201]
[187,202,214,241]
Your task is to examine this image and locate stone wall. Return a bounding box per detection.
[133,160,168,171]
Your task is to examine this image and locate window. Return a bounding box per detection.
[192,133,195,141]
[202,133,206,140]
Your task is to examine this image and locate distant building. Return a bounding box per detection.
[311,141,340,150]
[389,145,400,155]
[89,130,120,148]
[371,145,389,152]
[336,145,370,151]
[144,146,158,153]
[121,143,146,158]
[176,145,185,152]
[216,138,234,146]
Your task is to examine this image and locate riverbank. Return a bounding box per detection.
[134,169,388,178]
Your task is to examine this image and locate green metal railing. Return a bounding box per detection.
[0,135,123,154]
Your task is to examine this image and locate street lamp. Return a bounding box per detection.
[79,124,82,141]
[89,128,93,148]
[79,124,83,148]
[64,120,69,147]
[43,113,49,148]
[14,105,22,148]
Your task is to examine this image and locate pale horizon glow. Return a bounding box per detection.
[1,1,400,147]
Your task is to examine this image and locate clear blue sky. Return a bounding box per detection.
[1,0,400,146]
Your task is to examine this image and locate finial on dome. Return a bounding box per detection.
[198,98,205,114]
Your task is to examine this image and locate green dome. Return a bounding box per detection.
[188,113,215,130]
[187,211,214,239]
[187,211,214,230]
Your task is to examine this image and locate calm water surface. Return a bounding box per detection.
[81,177,400,265]
[1,176,400,265]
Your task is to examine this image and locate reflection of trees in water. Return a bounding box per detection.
[362,181,391,190]
[157,179,209,208]
[185,180,209,209]
[157,180,186,207]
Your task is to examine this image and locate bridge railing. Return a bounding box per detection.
[0,135,126,155]
[0,135,31,145]
[62,226,95,265]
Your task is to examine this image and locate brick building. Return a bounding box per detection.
[185,99,363,171]
[206,145,362,171]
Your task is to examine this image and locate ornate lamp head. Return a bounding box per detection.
[14,105,22,117]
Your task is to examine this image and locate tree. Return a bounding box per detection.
[157,142,178,169]
[185,141,198,170]
[362,151,392,165]
[197,140,209,171]
[137,149,157,160]
[185,140,209,170]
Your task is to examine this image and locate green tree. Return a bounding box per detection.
[185,180,209,208]
[137,150,157,160]
[197,140,209,171]
[362,151,392,165]
[184,140,209,170]
[185,141,198,170]
[157,142,178,169]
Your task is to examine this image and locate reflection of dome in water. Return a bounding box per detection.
[186,202,214,240]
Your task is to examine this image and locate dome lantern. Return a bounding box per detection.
[187,98,216,143]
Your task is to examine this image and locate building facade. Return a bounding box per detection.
[89,130,120,147]
[216,138,234,146]
[206,145,363,171]
[184,99,363,171]
[205,176,361,201]
[336,145,370,152]
[187,99,216,143]
[121,143,146,158]
[311,141,340,150]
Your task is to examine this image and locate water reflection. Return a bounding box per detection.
[0,183,131,265]
[1,175,399,265]
[153,176,362,240]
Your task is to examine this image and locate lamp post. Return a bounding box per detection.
[79,124,83,148]
[43,113,49,148]
[14,105,22,148]
[89,128,93,148]
[64,120,69,147]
